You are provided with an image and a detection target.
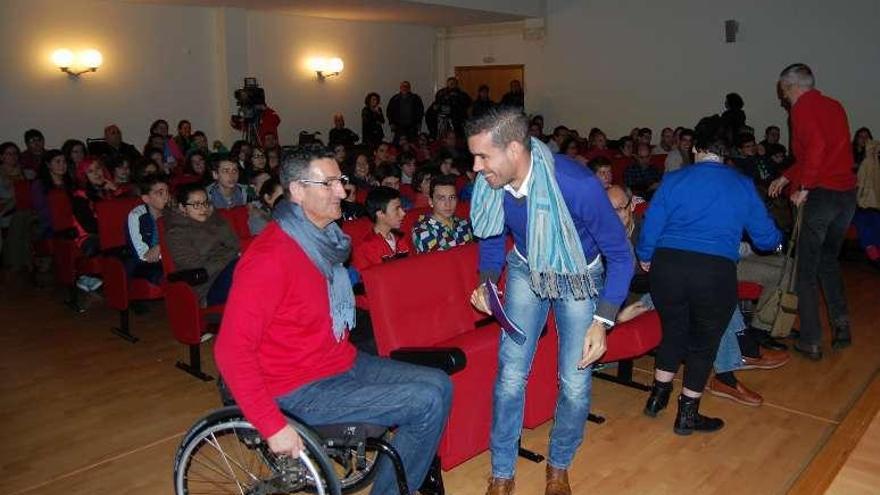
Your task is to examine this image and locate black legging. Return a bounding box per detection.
[650,248,737,392]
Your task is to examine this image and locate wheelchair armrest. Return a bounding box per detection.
[167,268,209,286]
[390,347,467,375]
[53,228,78,240]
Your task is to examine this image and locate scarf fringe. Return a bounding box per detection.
[529,271,598,300]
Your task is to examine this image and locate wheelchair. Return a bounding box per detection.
[172,380,445,495]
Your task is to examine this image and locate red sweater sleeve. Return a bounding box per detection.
[214,243,291,438]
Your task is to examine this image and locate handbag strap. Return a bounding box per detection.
[785,206,804,292]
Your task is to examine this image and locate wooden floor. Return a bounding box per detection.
[1,260,877,495]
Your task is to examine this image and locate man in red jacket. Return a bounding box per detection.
[769,63,857,360]
[215,150,452,494]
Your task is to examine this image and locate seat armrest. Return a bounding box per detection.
[167,268,209,286]
[390,347,467,375]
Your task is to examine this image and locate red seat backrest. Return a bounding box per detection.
[649,154,667,173]
[611,156,629,186]
[362,243,480,356]
[399,184,416,203]
[216,206,251,242]
[341,217,373,247]
[13,180,34,211]
[46,189,75,231]
[95,197,142,251]
[455,201,470,220]
[169,174,200,193]
[156,217,177,273]
[401,207,431,237]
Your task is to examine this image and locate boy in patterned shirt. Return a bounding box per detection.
[411,174,474,253]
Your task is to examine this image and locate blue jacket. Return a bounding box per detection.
[478,155,634,323]
[127,204,159,261]
[636,161,781,263]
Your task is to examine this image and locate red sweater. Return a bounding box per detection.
[783,89,856,192]
[214,222,357,438]
[351,229,411,272]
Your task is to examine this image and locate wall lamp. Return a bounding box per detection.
[52,49,103,77]
[308,57,344,82]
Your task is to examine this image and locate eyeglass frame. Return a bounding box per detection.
[183,201,213,210]
[298,175,350,188]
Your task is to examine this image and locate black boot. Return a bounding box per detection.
[831,323,852,350]
[673,394,724,436]
[643,380,673,417]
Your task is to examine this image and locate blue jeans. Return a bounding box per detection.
[640,293,744,374]
[491,250,602,478]
[276,353,452,494]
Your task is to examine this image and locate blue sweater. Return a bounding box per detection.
[478,155,634,323]
[636,161,781,263]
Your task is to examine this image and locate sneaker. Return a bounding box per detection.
[84,275,103,292]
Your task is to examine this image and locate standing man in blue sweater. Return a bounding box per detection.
[467,107,633,495]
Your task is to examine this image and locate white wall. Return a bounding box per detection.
[245,12,435,145]
[0,0,436,149]
[0,0,219,149]
[439,0,880,140]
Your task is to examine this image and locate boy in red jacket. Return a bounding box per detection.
[351,186,410,272]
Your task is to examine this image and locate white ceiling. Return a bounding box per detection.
[129,0,526,26]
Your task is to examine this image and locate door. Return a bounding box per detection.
[454,65,524,104]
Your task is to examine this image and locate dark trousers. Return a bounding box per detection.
[206,258,239,307]
[796,188,857,345]
[650,248,737,392]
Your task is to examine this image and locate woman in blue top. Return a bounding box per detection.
[636,118,781,436]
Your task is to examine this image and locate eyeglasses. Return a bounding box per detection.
[299,175,350,188]
[184,201,212,209]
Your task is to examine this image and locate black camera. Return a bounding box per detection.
[231,78,268,144]
[234,77,266,108]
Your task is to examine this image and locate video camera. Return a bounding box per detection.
[231,77,266,125]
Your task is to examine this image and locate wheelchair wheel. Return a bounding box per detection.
[173,406,342,495]
[325,439,381,493]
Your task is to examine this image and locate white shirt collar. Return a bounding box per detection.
[503,161,533,199]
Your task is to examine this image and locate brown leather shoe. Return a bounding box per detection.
[741,349,790,370]
[486,477,515,495]
[546,465,571,495]
[706,376,763,406]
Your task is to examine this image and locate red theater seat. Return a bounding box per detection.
[216,206,253,251]
[157,212,243,381]
[361,244,556,469]
[95,197,165,342]
[46,189,101,310]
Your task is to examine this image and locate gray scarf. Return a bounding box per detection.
[273,201,355,341]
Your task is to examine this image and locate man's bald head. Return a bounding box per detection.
[607,185,633,233]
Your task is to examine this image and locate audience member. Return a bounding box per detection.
[471,84,496,119]
[664,128,694,173]
[62,139,87,174]
[548,125,570,153]
[102,124,142,163]
[768,63,858,359]
[411,174,473,253]
[589,156,613,189]
[625,143,662,198]
[328,113,359,148]
[348,152,375,189]
[31,149,73,239]
[341,180,367,221]
[125,175,168,285]
[653,127,675,154]
[266,147,282,172]
[721,92,747,142]
[206,159,254,209]
[166,183,240,306]
[399,152,417,185]
[433,77,471,138]
[362,92,386,147]
[500,79,525,109]
[182,150,212,186]
[411,166,434,209]
[20,129,45,180]
[759,125,784,154]
[387,81,425,143]
[248,176,283,236]
[351,186,410,272]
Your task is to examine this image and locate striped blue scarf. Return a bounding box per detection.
[471,137,591,299]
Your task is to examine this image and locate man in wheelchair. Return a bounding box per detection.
[215,150,453,494]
